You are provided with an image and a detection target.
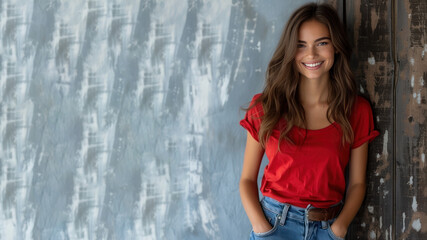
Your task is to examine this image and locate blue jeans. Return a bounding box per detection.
[249,196,345,240]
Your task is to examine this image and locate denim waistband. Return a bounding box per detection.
[258,196,344,239]
[260,196,309,222]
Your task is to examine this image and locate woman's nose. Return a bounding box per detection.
[307,46,317,57]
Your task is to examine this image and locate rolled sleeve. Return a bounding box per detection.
[240,94,263,142]
[351,97,380,149]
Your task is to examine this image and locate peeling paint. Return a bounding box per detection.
[375,130,389,175]
[397,1,427,238]
[383,190,389,198]
[349,0,426,239]
[408,176,413,186]
[369,230,376,239]
[368,205,374,214]
[422,44,427,58]
[412,218,421,232]
[403,212,406,233]
[412,196,418,212]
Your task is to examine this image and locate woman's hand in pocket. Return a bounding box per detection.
[253,219,273,234]
[330,222,347,238]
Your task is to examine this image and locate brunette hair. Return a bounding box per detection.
[247,3,356,148]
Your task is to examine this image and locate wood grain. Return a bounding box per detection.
[346,0,395,239]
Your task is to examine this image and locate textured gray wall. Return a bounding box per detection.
[0,0,313,239]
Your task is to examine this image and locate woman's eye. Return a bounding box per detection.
[318,42,328,46]
[297,44,305,48]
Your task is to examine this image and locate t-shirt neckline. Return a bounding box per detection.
[294,122,338,134]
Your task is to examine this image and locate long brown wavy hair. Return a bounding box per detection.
[247,3,357,148]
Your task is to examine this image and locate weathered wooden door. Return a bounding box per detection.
[343,0,426,239]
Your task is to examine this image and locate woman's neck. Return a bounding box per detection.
[298,75,330,106]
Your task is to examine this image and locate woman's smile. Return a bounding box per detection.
[302,61,324,69]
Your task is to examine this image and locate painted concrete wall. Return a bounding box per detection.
[0,0,315,239]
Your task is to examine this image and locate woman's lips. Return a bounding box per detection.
[302,61,324,70]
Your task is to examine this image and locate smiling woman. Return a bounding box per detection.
[239,3,380,240]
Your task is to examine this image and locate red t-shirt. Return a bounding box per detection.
[240,93,380,208]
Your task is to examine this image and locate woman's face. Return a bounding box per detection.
[294,19,336,82]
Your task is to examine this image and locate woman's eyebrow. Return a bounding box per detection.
[297,37,331,43]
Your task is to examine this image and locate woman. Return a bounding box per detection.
[239,3,380,240]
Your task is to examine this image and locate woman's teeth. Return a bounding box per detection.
[303,62,323,67]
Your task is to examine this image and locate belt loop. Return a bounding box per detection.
[321,220,328,229]
[279,204,290,226]
[304,204,312,240]
[305,203,312,218]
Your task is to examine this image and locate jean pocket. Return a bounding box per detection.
[252,204,280,238]
[327,223,345,240]
[252,216,279,238]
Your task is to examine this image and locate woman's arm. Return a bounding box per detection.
[239,132,271,233]
[331,141,369,238]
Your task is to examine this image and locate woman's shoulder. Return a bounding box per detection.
[251,93,262,102]
[353,95,374,112]
[248,93,263,107]
[350,95,375,122]
[246,93,264,116]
